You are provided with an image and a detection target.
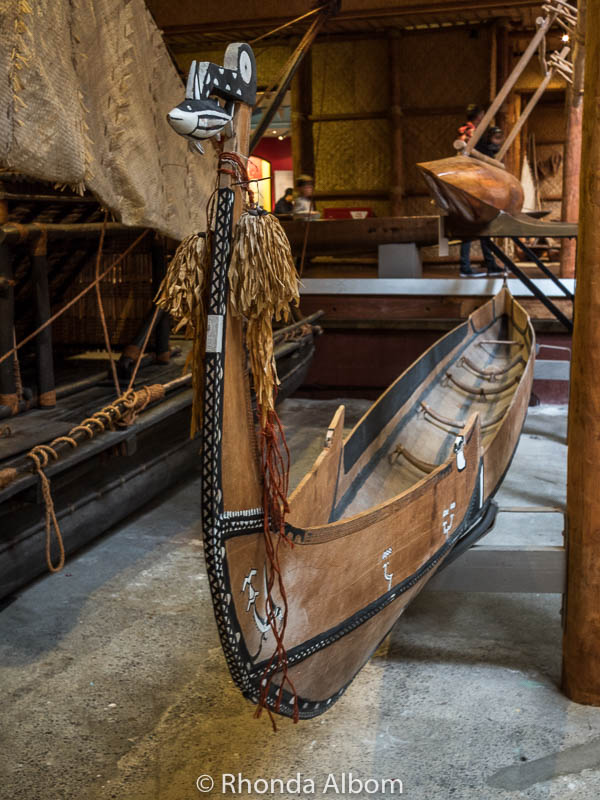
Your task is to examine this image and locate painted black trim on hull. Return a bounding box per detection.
[243,466,488,720]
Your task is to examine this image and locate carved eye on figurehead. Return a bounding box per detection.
[239,50,252,84]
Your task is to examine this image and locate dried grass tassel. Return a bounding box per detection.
[229,210,299,427]
[154,232,211,436]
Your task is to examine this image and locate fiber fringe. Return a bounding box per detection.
[228,212,299,426]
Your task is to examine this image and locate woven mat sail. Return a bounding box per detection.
[0,0,216,240]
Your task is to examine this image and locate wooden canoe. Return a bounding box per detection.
[417,155,524,227]
[202,241,534,718]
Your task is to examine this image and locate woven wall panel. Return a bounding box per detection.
[403,113,462,195]
[398,28,491,109]
[528,103,566,143]
[311,40,389,115]
[313,119,391,191]
[403,196,438,216]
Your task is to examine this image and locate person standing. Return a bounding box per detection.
[457,107,504,277]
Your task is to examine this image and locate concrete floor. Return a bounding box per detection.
[2,402,600,800]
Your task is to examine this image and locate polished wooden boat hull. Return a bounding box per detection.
[417,155,524,227]
[203,222,535,718]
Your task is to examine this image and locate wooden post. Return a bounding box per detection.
[151,235,171,364]
[31,229,56,407]
[562,0,600,706]
[389,32,404,217]
[291,51,315,180]
[560,0,586,278]
[0,200,17,415]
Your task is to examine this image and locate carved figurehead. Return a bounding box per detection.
[166,43,257,153]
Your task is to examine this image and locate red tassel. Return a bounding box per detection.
[254,404,299,728]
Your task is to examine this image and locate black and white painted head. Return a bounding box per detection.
[167,43,257,154]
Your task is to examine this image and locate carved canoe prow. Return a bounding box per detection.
[417,154,525,227]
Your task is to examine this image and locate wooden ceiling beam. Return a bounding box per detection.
[160,0,542,37]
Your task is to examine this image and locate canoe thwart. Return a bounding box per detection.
[388,443,437,474]
[446,371,520,398]
[458,354,526,380]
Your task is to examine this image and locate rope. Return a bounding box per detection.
[94,211,121,397]
[254,405,299,728]
[249,5,326,45]
[14,384,166,574]
[0,229,149,368]
[26,445,64,573]
[126,307,160,392]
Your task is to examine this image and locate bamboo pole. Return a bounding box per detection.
[465,8,558,155]
[562,0,600,706]
[496,47,570,162]
[560,0,586,278]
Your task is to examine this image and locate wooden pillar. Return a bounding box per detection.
[0,200,17,414]
[560,0,586,278]
[31,229,56,407]
[563,0,600,706]
[291,51,315,181]
[389,32,404,217]
[151,235,171,364]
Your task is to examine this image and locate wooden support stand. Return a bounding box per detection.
[31,232,56,407]
[563,0,600,705]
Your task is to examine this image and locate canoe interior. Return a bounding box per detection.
[289,286,534,526]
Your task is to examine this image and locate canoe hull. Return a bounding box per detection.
[205,282,534,719]
[417,155,524,227]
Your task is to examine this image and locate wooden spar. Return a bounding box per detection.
[30,231,56,408]
[249,7,332,155]
[496,46,570,162]
[0,222,146,244]
[119,307,166,377]
[220,106,263,511]
[0,200,17,415]
[562,0,600,705]
[465,7,558,155]
[560,0,586,279]
[389,31,404,216]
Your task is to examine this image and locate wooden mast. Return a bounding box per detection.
[220,102,263,511]
[562,0,600,705]
[560,0,586,279]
